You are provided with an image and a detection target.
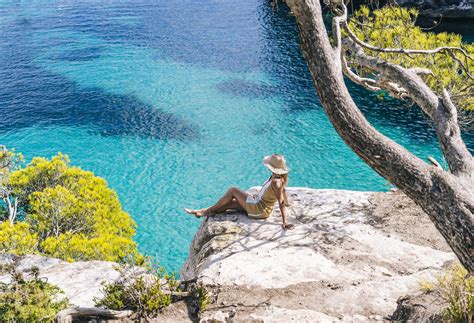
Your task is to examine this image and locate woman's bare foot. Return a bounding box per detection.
[184,208,199,217]
[184,208,208,218]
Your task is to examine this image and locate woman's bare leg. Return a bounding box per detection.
[204,187,248,216]
[185,187,248,217]
[212,199,245,214]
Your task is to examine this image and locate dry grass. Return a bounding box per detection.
[420,264,474,322]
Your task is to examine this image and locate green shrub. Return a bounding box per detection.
[95,264,179,319]
[437,265,474,322]
[420,264,473,322]
[196,284,211,313]
[0,265,69,321]
[0,146,23,177]
[98,275,171,318]
[40,232,139,263]
[0,222,38,255]
[1,153,142,263]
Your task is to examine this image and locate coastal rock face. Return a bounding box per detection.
[396,0,470,10]
[0,188,455,321]
[395,0,474,18]
[0,254,120,307]
[181,188,456,321]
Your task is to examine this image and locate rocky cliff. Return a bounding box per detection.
[396,0,474,18]
[349,0,474,19]
[0,188,456,321]
[352,0,474,19]
[0,253,122,308]
[181,188,456,321]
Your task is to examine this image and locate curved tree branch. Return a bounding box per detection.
[284,0,474,272]
[341,55,381,92]
[344,37,474,175]
[285,0,433,194]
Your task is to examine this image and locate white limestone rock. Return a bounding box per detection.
[181,188,456,321]
[0,188,454,322]
[0,254,120,307]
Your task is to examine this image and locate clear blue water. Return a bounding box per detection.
[0,1,472,273]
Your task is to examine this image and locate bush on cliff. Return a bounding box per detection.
[420,264,474,322]
[0,222,38,256]
[1,152,142,263]
[437,265,474,322]
[0,263,69,321]
[95,264,179,319]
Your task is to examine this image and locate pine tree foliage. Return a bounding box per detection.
[1,153,141,263]
[0,222,38,256]
[348,6,473,111]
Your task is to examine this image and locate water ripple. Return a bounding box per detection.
[0,0,471,273]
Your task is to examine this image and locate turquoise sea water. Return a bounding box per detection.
[0,1,472,273]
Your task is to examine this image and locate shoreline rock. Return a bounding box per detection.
[395,0,474,19]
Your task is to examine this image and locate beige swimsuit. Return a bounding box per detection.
[244,177,278,219]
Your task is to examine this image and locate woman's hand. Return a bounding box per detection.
[281,223,295,230]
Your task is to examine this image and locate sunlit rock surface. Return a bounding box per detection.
[0,188,455,321]
[0,254,120,307]
[182,188,456,321]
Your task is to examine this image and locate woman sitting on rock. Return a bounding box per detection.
[184,154,294,230]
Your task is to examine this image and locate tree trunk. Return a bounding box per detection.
[56,307,134,323]
[284,0,474,272]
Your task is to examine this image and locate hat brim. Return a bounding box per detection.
[263,156,289,174]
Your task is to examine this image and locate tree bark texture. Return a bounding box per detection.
[56,307,133,323]
[284,0,474,271]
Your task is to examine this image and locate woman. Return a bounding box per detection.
[184,154,295,230]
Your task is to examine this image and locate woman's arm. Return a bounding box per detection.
[283,188,290,207]
[272,179,295,230]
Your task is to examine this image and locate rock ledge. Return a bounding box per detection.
[0,188,455,321]
[181,188,455,321]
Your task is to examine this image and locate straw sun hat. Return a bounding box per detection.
[263,154,289,175]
